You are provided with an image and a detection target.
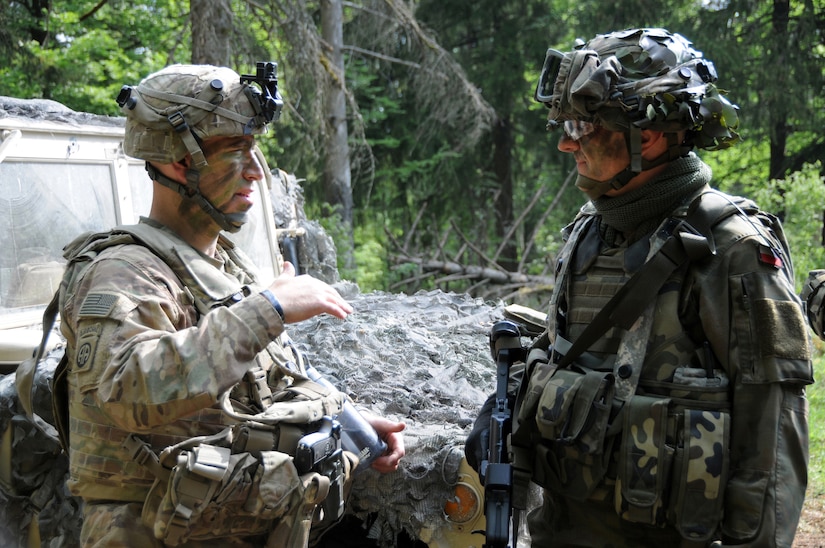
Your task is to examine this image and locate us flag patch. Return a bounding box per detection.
[79,292,119,317]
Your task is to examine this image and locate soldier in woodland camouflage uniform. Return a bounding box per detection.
[59,63,405,547]
[467,29,812,547]
[801,270,825,341]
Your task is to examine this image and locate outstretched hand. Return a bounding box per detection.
[364,414,406,473]
[267,261,353,323]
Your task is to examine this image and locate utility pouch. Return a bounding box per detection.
[528,367,617,500]
[668,409,730,541]
[137,416,345,546]
[615,395,672,526]
[535,368,615,454]
[142,445,303,545]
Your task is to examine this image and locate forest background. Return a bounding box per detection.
[2,0,825,537]
[3,0,823,305]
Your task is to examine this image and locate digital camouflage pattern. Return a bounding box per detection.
[513,181,813,547]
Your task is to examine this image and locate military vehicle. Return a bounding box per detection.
[0,96,515,547]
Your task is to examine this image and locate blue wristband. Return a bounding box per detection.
[261,289,285,321]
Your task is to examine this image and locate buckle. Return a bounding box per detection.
[167,111,189,132]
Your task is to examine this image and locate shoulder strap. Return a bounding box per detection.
[556,189,739,369]
[15,222,260,450]
[14,290,62,444]
[116,223,259,315]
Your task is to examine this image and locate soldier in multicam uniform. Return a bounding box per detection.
[58,63,405,547]
[467,28,812,547]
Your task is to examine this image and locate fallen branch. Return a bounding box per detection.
[392,254,554,287]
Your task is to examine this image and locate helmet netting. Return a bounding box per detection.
[539,28,740,151]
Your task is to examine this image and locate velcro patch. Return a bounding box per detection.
[79,292,120,318]
[754,299,811,360]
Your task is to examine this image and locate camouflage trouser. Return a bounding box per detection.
[80,502,268,547]
[526,490,711,548]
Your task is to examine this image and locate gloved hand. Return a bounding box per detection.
[465,393,496,473]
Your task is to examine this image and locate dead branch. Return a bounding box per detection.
[492,183,545,264]
[392,255,554,287]
[518,167,576,272]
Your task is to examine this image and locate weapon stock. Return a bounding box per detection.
[482,320,524,548]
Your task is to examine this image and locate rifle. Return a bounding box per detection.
[295,416,346,529]
[481,320,524,548]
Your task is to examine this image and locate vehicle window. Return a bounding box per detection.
[128,163,152,218]
[230,188,277,283]
[0,160,117,313]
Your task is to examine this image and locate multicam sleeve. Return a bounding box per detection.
[64,248,285,432]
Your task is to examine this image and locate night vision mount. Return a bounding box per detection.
[241,61,284,127]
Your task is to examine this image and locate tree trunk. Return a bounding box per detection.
[492,115,517,271]
[190,0,232,65]
[320,0,355,272]
[769,0,790,220]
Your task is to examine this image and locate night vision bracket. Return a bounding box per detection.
[241,61,284,126]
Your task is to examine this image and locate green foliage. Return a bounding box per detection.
[0,0,187,112]
[2,0,823,299]
[739,162,825,290]
[351,217,390,291]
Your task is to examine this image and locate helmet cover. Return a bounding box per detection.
[535,28,740,150]
[118,63,283,164]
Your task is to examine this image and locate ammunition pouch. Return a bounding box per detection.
[518,361,619,500]
[520,360,732,542]
[128,416,353,547]
[615,369,731,541]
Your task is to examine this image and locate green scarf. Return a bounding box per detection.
[593,153,711,245]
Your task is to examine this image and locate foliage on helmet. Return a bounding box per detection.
[117,63,283,164]
[535,28,740,151]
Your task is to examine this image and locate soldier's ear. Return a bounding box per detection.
[640,130,669,156]
[165,155,192,182]
[176,154,192,170]
[149,159,188,185]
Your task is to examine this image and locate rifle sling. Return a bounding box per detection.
[15,290,61,426]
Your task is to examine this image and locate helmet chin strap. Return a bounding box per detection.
[145,162,247,233]
[575,130,691,200]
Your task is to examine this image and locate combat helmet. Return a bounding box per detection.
[116,62,283,232]
[535,28,740,198]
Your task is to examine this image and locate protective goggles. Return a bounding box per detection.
[560,120,598,141]
[535,48,566,103]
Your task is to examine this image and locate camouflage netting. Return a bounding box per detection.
[0,96,124,128]
[268,169,341,285]
[290,285,505,546]
[0,95,511,546]
[0,287,505,547]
